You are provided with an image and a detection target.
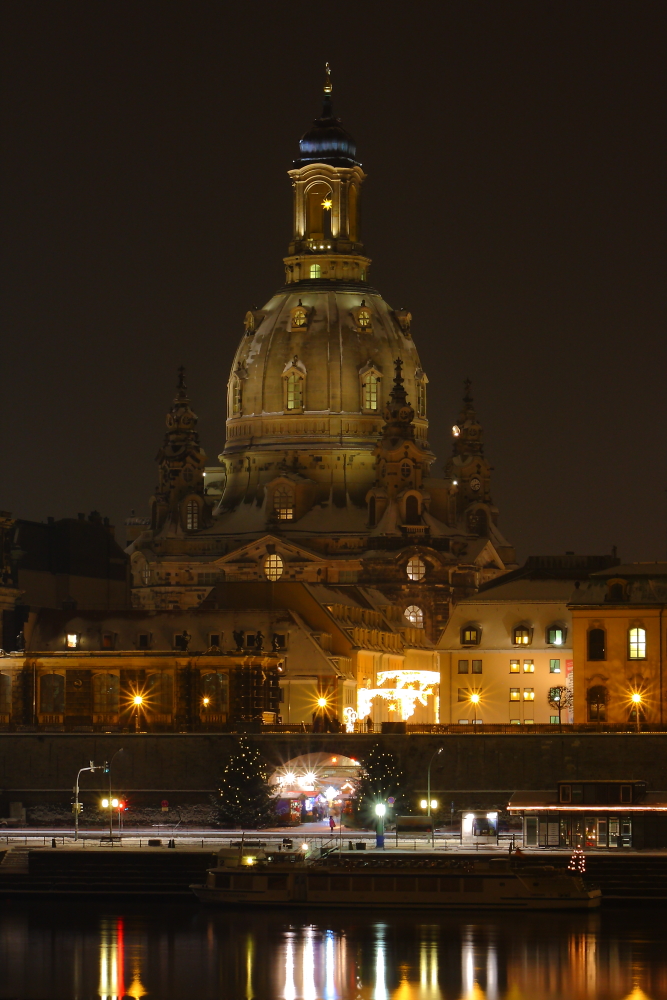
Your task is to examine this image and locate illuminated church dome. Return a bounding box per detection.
[294,65,360,168]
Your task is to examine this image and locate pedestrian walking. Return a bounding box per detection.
[329,815,336,833]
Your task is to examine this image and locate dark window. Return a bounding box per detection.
[620,784,632,803]
[405,495,420,524]
[368,496,376,527]
[201,672,229,712]
[272,634,286,649]
[461,626,480,645]
[457,688,469,702]
[146,673,174,715]
[458,660,469,674]
[137,633,150,650]
[560,785,571,803]
[587,685,607,721]
[40,674,65,714]
[571,784,583,803]
[588,628,606,661]
[102,633,115,650]
[471,660,482,674]
[209,633,221,648]
[92,673,119,714]
[246,634,256,648]
[0,673,11,714]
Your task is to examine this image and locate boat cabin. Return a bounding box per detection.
[509,780,667,849]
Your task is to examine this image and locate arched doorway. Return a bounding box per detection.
[270,752,361,827]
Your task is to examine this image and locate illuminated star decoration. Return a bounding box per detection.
[321,197,333,210]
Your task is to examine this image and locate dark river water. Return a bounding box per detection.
[0,900,665,1000]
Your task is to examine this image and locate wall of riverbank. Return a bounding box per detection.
[1,732,665,820]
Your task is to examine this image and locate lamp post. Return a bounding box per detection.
[132,694,143,733]
[73,761,99,841]
[631,692,642,734]
[375,802,386,849]
[104,748,124,840]
[470,692,480,728]
[426,747,443,846]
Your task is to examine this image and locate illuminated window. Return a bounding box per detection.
[292,309,307,328]
[310,264,321,279]
[265,554,284,581]
[628,627,646,659]
[286,373,303,410]
[458,660,469,674]
[510,660,520,673]
[404,605,424,627]
[546,626,565,645]
[523,688,535,701]
[141,565,151,585]
[232,379,242,414]
[461,625,480,645]
[407,556,426,582]
[509,688,520,701]
[66,634,78,649]
[472,660,482,674]
[273,487,294,521]
[513,626,531,646]
[588,628,606,660]
[362,372,380,410]
[201,671,229,712]
[523,660,534,673]
[550,716,559,725]
[416,380,426,418]
[357,308,371,330]
[550,659,561,673]
[401,462,411,478]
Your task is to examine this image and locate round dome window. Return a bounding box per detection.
[406,556,425,582]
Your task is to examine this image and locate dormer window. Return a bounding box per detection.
[461,626,481,646]
[283,358,305,412]
[513,626,531,646]
[310,264,321,279]
[353,301,372,332]
[546,626,566,646]
[273,486,294,521]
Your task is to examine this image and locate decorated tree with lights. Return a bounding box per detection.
[354,744,407,828]
[547,686,574,729]
[215,739,273,828]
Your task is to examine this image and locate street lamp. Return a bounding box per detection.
[631,692,642,733]
[73,761,99,841]
[427,747,443,819]
[104,747,124,840]
[375,802,386,849]
[470,692,480,727]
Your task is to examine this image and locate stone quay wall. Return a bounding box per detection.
[1,732,665,820]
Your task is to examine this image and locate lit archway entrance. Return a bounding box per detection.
[270,752,361,827]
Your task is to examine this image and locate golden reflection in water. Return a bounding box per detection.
[246,932,255,999]
[98,918,124,1000]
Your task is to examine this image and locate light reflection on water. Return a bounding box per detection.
[0,902,665,999]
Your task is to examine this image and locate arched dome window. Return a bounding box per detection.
[406,556,425,581]
[186,500,199,531]
[362,372,380,410]
[310,264,321,279]
[404,605,424,628]
[284,372,304,411]
[265,554,284,581]
[232,378,243,414]
[273,486,294,521]
[405,495,420,524]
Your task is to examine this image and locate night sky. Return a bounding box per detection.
[2,3,665,563]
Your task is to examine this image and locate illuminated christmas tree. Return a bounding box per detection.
[355,744,406,827]
[215,739,273,828]
[568,847,586,874]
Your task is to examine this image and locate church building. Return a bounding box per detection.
[120,70,516,727]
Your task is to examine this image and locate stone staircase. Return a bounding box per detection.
[0,847,31,874]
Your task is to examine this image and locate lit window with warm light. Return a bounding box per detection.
[310,264,321,279]
[357,307,371,331]
[523,688,535,701]
[404,605,424,627]
[510,659,520,673]
[452,425,460,437]
[186,500,199,531]
[407,556,426,581]
[66,634,78,649]
[273,486,294,521]
[523,660,534,673]
[509,688,520,701]
[232,379,243,414]
[513,626,531,646]
[628,627,646,659]
[285,372,303,410]
[264,553,284,582]
[461,625,480,645]
[362,371,380,410]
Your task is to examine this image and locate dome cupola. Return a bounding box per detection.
[295,65,360,169]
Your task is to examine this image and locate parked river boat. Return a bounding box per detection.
[191,848,601,910]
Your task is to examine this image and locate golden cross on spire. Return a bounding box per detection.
[324,62,332,94]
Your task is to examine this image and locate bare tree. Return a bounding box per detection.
[548,686,573,729]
